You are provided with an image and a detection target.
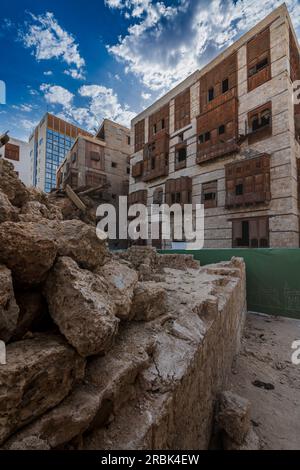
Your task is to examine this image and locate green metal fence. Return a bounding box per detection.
[160,249,300,319]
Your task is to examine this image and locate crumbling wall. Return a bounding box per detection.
[0,160,246,450]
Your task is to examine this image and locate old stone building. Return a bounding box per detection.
[129,4,300,248]
[57,119,131,201]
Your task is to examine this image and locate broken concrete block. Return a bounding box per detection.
[45,257,119,357]
[4,384,100,450]
[97,260,138,320]
[131,282,167,321]
[218,391,251,444]
[0,192,19,223]
[0,222,58,287]
[0,334,85,445]
[0,265,19,342]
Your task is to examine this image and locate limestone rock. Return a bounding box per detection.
[0,159,29,208]
[97,260,138,319]
[218,391,251,445]
[19,200,63,223]
[54,219,108,270]
[0,222,57,286]
[0,192,19,223]
[157,253,199,271]
[44,257,119,357]
[223,427,260,450]
[8,436,51,450]
[5,384,100,450]
[0,334,85,445]
[0,265,19,342]
[12,290,46,340]
[131,282,167,321]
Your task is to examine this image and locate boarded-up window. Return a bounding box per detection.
[4,143,19,161]
[201,181,217,208]
[85,142,105,170]
[174,88,190,131]
[165,176,192,206]
[149,104,169,140]
[248,101,272,144]
[232,217,269,248]
[134,120,145,153]
[247,27,271,92]
[226,154,271,208]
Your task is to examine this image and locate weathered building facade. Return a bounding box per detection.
[129,4,300,248]
[57,119,131,202]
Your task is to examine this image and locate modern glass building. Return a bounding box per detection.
[29,113,92,192]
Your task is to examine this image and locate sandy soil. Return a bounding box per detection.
[228,312,300,450]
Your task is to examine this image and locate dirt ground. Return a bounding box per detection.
[229,312,300,450]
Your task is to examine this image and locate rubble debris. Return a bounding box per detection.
[0,159,29,208]
[53,219,108,270]
[130,281,167,321]
[0,192,19,223]
[8,436,51,451]
[0,265,19,342]
[223,427,261,450]
[217,391,251,445]
[0,164,247,450]
[97,259,139,320]
[45,257,119,357]
[0,334,85,445]
[12,290,46,341]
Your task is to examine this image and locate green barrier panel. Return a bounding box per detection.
[159,249,300,319]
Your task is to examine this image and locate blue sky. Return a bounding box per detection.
[0,0,299,141]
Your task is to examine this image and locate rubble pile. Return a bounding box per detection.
[0,160,247,450]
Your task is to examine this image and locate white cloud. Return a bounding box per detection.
[20,11,85,80]
[40,84,74,107]
[106,0,300,92]
[64,68,85,80]
[39,83,135,130]
[43,70,53,76]
[141,91,151,100]
[12,104,33,112]
[20,118,39,131]
[79,84,135,127]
